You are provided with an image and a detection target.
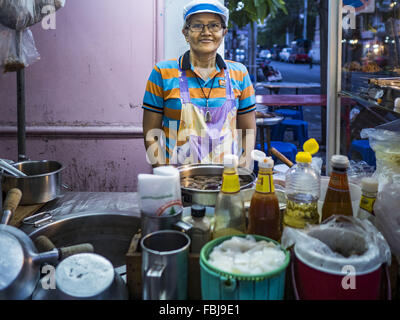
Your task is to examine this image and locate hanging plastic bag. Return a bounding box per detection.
[0,0,65,31]
[361,120,400,189]
[0,23,40,73]
[374,181,400,258]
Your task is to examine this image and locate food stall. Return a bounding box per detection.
[0,0,400,304]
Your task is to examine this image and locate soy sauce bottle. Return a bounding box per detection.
[247,157,281,241]
[321,155,353,221]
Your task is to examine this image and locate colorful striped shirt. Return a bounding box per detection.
[142,50,256,160]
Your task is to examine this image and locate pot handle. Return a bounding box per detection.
[144,263,165,300]
[1,188,22,225]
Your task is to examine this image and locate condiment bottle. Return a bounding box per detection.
[183,204,211,253]
[283,151,320,229]
[357,177,379,224]
[212,155,246,239]
[247,157,281,241]
[321,155,353,221]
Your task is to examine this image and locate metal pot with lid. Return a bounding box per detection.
[178,164,256,206]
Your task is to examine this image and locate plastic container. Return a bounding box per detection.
[200,234,290,300]
[357,177,379,223]
[284,151,320,228]
[292,227,386,300]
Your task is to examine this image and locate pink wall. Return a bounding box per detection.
[0,0,163,191]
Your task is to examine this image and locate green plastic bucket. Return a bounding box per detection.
[200,234,290,300]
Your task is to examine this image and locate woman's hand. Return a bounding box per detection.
[143,110,166,167]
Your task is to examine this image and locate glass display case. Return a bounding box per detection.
[339,0,400,157]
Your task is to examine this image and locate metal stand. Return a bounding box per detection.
[16,30,27,162]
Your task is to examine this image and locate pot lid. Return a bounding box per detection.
[56,253,114,298]
[0,232,24,290]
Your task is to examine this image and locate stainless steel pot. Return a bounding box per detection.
[0,189,94,300]
[2,160,64,205]
[178,164,256,206]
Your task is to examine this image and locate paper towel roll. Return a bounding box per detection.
[138,173,182,216]
[153,166,182,201]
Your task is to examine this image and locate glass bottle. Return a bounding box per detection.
[357,177,379,224]
[183,204,211,253]
[247,157,281,241]
[283,151,320,229]
[212,155,246,239]
[321,155,353,221]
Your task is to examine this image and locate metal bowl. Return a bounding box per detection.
[178,164,256,206]
[2,160,64,205]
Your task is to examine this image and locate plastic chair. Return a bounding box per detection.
[274,119,309,146]
[254,141,297,175]
[274,106,304,120]
[349,139,376,167]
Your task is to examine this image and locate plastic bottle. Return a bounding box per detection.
[283,151,320,229]
[321,155,353,221]
[247,157,281,241]
[357,177,379,224]
[183,204,211,253]
[212,155,246,239]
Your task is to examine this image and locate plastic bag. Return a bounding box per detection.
[0,23,40,73]
[374,181,400,258]
[281,215,391,273]
[361,121,400,189]
[0,0,65,30]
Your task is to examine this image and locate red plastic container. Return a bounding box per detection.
[290,227,390,300]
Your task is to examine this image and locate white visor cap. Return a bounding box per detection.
[183,0,229,26]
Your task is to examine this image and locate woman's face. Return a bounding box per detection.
[183,13,227,56]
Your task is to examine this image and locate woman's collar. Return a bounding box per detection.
[179,50,227,72]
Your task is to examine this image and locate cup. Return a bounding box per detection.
[141,209,192,237]
[141,230,190,300]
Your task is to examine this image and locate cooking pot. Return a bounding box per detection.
[0,189,94,300]
[179,164,256,206]
[31,253,129,300]
[2,160,64,205]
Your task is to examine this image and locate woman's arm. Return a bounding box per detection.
[143,109,165,167]
[237,110,256,168]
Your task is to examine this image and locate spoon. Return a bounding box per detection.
[0,159,27,177]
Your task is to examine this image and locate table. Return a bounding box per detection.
[256,94,327,107]
[256,111,284,156]
[255,82,321,95]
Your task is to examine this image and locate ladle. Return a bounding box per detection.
[0,159,27,178]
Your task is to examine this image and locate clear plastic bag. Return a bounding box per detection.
[361,120,400,189]
[281,215,391,273]
[0,0,65,30]
[0,23,40,73]
[374,181,400,258]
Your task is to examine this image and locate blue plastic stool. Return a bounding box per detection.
[275,119,309,146]
[274,107,304,120]
[349,139,376,167]
[254,141,297,174]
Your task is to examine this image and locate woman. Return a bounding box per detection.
[142,0,256,167]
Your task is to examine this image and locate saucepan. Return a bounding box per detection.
[1,159,65,205]
[178,164,256,206]
[0,189,94,300]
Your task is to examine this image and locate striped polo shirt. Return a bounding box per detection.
[142,50,256,160]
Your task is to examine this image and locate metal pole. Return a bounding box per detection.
[16,30,27,162]
[303,0,308,39]
[326,0,343,175]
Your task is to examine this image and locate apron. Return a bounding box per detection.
[172,67,238,165]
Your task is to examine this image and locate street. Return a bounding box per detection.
[255,60,323,153]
